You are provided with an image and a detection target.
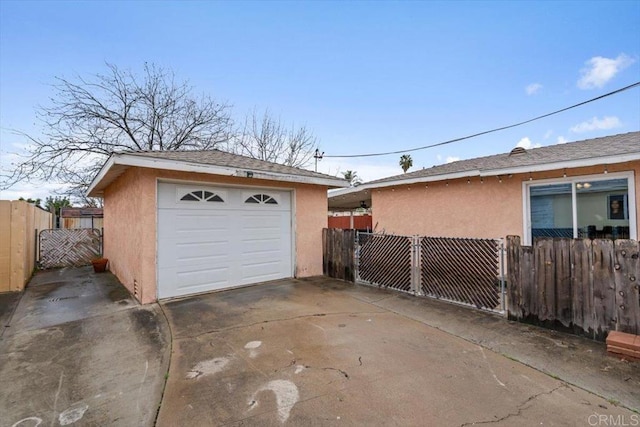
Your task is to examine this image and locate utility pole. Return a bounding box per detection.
[314,148,324,172]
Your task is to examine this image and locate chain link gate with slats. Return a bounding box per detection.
[356,233,413,293]
[356,232,505,313]
[38,228,103,269]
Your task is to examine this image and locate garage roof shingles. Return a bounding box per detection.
[125,149,340,181]
[368,131,640,185]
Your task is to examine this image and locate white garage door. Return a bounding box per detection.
[157,182,293,299]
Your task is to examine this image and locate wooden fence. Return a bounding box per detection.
[38,228,102,269]
[322,228,356,282]
[0,201,53,292]
[507,236,640,341]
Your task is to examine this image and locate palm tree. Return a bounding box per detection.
[342,170,362,186]
[399,154,413,173]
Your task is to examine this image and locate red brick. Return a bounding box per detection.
[607,344,640,360]
[606,331,639,351]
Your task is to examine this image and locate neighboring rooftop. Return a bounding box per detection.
[60,207,103,218]
[329,131,640,211]
[368,131,640,186]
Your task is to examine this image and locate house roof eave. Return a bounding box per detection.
[478,152,640,177]
[87,153,348,197]
[329,152,640,197]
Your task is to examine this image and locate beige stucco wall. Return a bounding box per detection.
[372,162,640,241]
[103,167,329,303]
[0,201,52,293]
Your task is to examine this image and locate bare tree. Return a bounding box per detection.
[231,109,317,167]
[1,63,233,201]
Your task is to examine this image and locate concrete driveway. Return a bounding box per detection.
[0,267,170,427]
[158,277,639,426]
[2,271,638,426]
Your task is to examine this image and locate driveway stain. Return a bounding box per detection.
[248,379,299,423]
[185,356,232,380]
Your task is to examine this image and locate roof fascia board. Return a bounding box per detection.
[479,153,640,177]
[119,155,348,187]
[86,154,116,197]
[117,154,236,177]
[246,170,349,187]
[89,153,347,196]
[333,170,481,195]
[328,152,640,197]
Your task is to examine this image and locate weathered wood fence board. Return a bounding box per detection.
[570,238,593,333]
[614,240,640,334]
[39,228,102,269]
[507,236,640,341]
[322,229,355,282]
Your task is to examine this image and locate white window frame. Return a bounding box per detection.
[522,171,636,245]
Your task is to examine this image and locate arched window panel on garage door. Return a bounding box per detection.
[180,190,224,202]
[245,194,278,205]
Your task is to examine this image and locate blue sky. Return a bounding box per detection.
[1,1,639,201]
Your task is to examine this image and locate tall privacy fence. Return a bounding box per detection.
[322,228,504,313]
[322,229,356,282]
[0,200,53,292]
[507,236,640,341]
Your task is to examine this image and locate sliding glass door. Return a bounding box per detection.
[525,173,635,244]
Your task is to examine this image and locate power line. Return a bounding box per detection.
[324,81,640,158]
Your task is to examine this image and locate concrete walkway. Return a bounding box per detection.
[0,267,170,427]
[158,278,639,426]
[337,277,640,412]
[1,271,638,426]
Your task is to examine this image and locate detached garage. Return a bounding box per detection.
[87,150,348,303]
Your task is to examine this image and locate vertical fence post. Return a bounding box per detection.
[34,229,38,268]
[408,236,415,294]
[354,231,360,283]
[499,238,506,313]
[413,236,423,295]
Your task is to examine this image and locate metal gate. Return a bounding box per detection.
[38,228,102,269]
[356,232,505,313]
[357,233,413,293]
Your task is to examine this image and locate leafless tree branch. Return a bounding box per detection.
[230,108,316,168]
[1,62,233,200]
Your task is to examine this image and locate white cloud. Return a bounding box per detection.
[525,83,543,95]
[570,116,622,133]
[544,130,553,139]
[577,54,635,89]
[516,137,541,149]
[0,181,69,203]
[436,155,461,164]
[556,136,568,144]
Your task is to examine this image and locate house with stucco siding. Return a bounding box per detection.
[87,150,348,303]
[329,132,640,244]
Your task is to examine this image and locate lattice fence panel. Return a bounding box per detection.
[357,233,412,292]
[39,229,102,269]
[421,237,500,310]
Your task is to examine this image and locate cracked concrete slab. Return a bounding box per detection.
[0,267,171,427]
[363,285,640,412]
[158,277,638,426]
